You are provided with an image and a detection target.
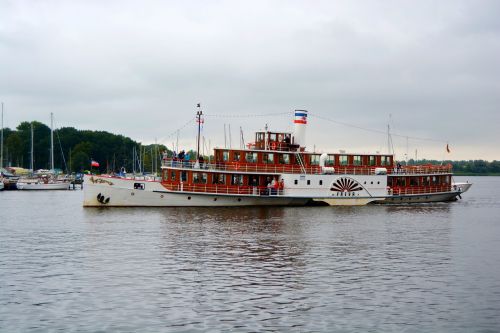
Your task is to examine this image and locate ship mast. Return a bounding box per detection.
[50,112,54,171]
[196,104,203,161]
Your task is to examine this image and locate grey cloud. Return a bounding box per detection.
[0,0,499,160]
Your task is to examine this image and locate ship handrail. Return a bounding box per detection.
[161,158,452,175]
[163,183,284,196]
[389,185,453,195]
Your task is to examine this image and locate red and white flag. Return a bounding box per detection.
[91,160,100,167]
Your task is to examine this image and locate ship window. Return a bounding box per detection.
[369,156,376,166]
[134,183,145,190]
[279,154,290,164]
[269,133,277,141]
[294,179,298,185]
[339,155,348,166]
[319,180,323,186]
[181,171,187,182]
[381,156,390,166]
[193,172,207,184]
[170,170,176,181]
[231,174,244,185]
[326,155,335,166]
[249,175,259,186]
[310,155,320,165]
[233,152,241,162]
[245,152,258,163]
[307,180,311,185]
[163,172,168,181]
[222,151,229,162]
[263,153,274,164]
[353,155,362,166]
[212,173,226,185]
[399,177,407,187]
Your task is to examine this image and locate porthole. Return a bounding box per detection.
[377,181,380,184]
[131,193,135,196]
[237,198,242,202]
[371,181,373,184]
[307,180,311,185]
[188,196,191,200]
[160,195,164,198]
[294,180,298,185]
[319,180,323,186]
[214,198,217,201]
[364,181,366,184]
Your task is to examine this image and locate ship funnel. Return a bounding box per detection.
[293,109,308,148]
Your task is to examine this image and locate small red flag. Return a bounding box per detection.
[91,160,100,167]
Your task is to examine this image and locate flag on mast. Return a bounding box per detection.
[446,144,451,153]
[91,160,100,167]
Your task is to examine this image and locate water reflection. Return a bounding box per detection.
[2,179,500,332]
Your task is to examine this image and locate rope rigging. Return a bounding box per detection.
[308,112,448,144]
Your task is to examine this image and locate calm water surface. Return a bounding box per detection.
[1,176,499,332]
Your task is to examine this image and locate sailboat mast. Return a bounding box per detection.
[1,102,3,169]
[31,123,34,172]
[50,113,54,171]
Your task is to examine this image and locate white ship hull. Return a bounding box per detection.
[17,182,69,190]
[83,175,467,207]
[83,174,388,207]
[83,175,308,207]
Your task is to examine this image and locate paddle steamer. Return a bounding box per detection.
[83,110,471,206]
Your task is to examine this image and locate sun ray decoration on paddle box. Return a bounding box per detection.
[330,177,363,192]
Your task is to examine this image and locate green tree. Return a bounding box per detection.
[71,151,90,172]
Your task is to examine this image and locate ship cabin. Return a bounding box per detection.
[160,129,454,196]
[160,130,397,195]
[388,168,453,195]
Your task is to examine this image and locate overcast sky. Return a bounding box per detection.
[1,0,499,160]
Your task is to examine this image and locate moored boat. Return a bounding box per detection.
[16,176,70,190]
[17,114,70,191]
[83,109,471,207]
[0,168,19,190]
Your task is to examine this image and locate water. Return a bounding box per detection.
[1,176,499,332]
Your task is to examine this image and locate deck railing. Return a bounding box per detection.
[389,185,452,196]
[392,165,452,175]
[161,159,452,175]
[162,182,284,196]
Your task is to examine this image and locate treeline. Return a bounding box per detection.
[1,121,170,173]
[2,121,499,175]
[405,159,500,175]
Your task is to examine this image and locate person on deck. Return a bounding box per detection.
[270,178,277,195]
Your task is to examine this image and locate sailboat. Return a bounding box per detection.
[0,102,19,190]
[17,114,69,190]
